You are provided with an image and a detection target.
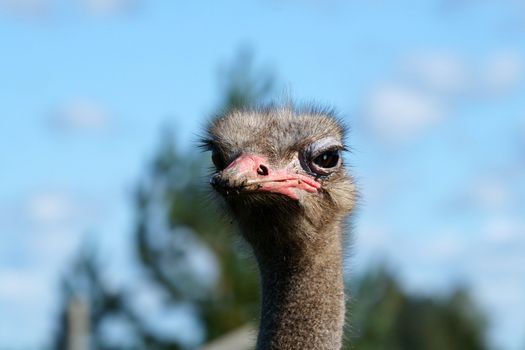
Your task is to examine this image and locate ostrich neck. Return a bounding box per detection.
[249,223,345,350]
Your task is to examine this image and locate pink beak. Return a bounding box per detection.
[214,154,321,200]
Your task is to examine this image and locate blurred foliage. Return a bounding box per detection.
[344,267,488,350]
[53,48,488,350]
[53,246,147,350]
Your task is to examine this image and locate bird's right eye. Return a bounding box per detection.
[211,149,226,170]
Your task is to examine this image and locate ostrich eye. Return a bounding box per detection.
[303,137,344,176]
[312,149,340,169]
[211,149,226,170]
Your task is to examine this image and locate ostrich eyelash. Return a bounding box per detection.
[198,139,215,152]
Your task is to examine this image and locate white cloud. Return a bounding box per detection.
[33,228,81,259]
[0,268,54,343]
[425,231,465,261]
[51,99,110,132]
[0,269,53,348]
[81,0,138,15]
[27,191,74,224]
[468,177,512,211]
[403,52,468,94]
[481,51,524,94]
[354,224,391,260]
[0,190,108,265]
[364,83,445,142]
[0,0,140,18]
[362,49,524,145]
[401,50,524,97]
[22,190,110,263]
[24,190,104,227]
[0,269,46,301]
[483,217,522,244]
[0,0,51,17]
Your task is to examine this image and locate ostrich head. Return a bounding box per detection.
[202,106,355,255]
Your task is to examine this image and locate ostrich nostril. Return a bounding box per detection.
[257,164,269,176]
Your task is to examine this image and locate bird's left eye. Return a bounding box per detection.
[313,149,340,169]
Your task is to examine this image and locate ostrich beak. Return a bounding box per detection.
[211,154,321,200]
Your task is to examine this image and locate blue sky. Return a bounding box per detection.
[0,0,524,349]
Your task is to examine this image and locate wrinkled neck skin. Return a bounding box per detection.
[239,212,346,350]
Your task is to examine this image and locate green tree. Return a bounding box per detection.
[346,266,488,350]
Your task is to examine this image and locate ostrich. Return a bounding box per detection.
[202,105,356,350]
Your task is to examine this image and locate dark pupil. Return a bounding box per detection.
[313,150,340,168]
